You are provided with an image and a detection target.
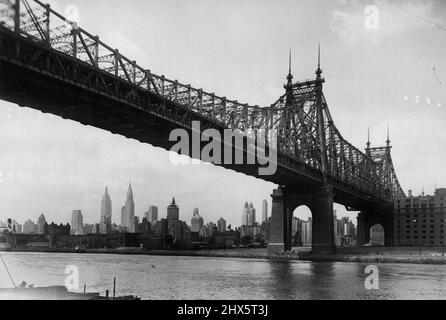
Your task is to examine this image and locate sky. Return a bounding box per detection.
[0,0,445,227]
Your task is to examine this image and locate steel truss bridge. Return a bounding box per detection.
[0,0,404,230]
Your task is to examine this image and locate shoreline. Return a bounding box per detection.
[2,248,446,265]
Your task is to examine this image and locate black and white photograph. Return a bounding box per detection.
[0,0,445,310]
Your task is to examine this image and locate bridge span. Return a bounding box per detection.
[0,0,405,254]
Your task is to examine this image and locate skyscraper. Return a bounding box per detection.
[23,219,37,234]
[262,200,268,222]
[242,202,249,226]
[37,213,47,234]
[301,217,312,246]
[191,208,204,233]
[101,187,112,224]
[167,198,179,220]
[144,206,158,223]
[71,210,84,235]
[217,217,226,232]
[120,184,135,232]
[247,203,256,226]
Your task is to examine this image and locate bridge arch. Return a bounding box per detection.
[357,209,394,247]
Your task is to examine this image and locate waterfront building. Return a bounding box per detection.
[92,223,101,234]
[23,219,37,234]
[242,202,256,226]
[137,217,152,235]
[7,219,22,233]
[83,224,94,234]
[44,222,70,236]
[132,216,140,234]
[167,198,179,220]
[291,216,300,246]
[217,217,226,233]
[242,202,249,226]
[200,222,217,238]
[120,184,135,232]
[247,203,256,226]
[168,219,189,247]
[101,187,112,224]
[262,200,268,222]
[394,188,446,247]
[100,220,112,234]
[37,213,47,234]
[240,224,262,238]
[144,206,158,223]
[154,219,168,237]
[71,210,84,235]
[301,218,312,246]
[191,208,204,233]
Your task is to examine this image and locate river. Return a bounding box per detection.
[0,252,445,299]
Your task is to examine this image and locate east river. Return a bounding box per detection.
[0,252,445,299]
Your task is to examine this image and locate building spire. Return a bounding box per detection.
[127,182,133,199]
[366,127,371,150]
[386,125,391,147]
[286,48,293,86]
[315,43,323,80]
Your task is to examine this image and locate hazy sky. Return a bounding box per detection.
[1,0,445,227]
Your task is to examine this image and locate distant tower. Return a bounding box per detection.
[167,198,179,220]
[101,187,112,224]
[247,203,256,226]
[261,200,268,222]
[71,210,84,235]
[217,218,227,233]
[191,208,204,233]
[242,202,249,226]
[144,206,158,223]
[121,183,135,232]
[37,213,47,234]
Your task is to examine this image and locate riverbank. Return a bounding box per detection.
[2,246,446,264]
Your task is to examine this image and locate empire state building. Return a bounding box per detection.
[121,183,135,232]
[100,187,112,224]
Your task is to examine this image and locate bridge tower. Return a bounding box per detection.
[268,47,336,255]
[356,128,395,247]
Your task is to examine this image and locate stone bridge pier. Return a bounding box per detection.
[267,185,336,255]
[356,207,394,247]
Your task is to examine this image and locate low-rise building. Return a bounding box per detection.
[394,188,446,247]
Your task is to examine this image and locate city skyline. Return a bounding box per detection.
[0,186,357,232]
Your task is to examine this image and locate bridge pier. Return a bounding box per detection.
[356,212,367,246]
[267,185,336,255]
[356,208,394,247]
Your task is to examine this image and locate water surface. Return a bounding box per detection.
[0,252,445,299]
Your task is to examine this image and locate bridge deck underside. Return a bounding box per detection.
[0,28,390,210]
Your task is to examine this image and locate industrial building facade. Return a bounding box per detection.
[394,188,446,247]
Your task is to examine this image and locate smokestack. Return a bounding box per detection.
[408,190,412,197]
